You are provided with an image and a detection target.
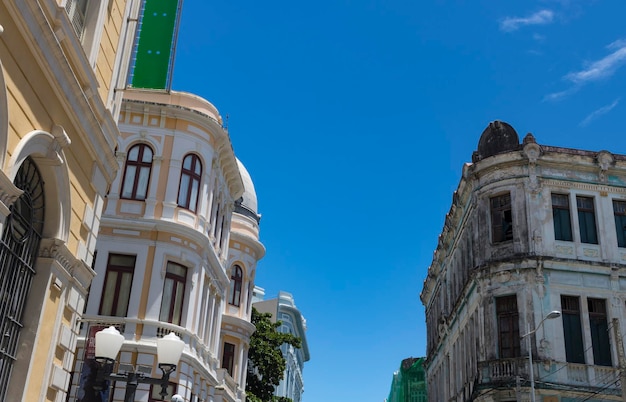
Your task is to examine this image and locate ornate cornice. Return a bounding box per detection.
[39,238,95,291]
[542,178,626,193]
[0,171,23,208]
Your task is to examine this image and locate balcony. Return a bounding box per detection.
[479,358,525,384]
[215,368,240,402]
[478,358,621,394]
[78,315,219,371]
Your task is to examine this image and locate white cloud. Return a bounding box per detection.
[543,87,578,102]
[545,39,626,102]
[500,10,554,32]
[579,98,620,127]
[565,41,626,84]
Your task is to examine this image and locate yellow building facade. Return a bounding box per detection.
[0,0,141,400]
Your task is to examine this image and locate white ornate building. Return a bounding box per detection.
[421,121,626,401]
[253,289,310,402]
[219,159,265,402]
[67,89,264,402]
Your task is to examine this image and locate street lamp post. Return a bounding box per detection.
[520,310,561,402]
[93,326,185,402]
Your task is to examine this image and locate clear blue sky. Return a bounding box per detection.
[171,1,626,401]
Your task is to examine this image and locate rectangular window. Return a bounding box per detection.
[159,262,187,326]
[222,342,236,376]
[588,298,612,366]
[561,295,585,363]
[552,194,573,241]
[577,196,598,244]
[199,276,210,341]
[99,254,135,316]
[613,200,626,247]
[496,295,520,358]
[65,0,89,38]
[491,193,513,243]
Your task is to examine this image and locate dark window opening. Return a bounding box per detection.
[491,193,513,243]
[588,298,612,366]
[561,295,585,363]
[577,196,598,244]
[222,342,236,376]
[613,200,626,248]
[229,265,243,307]
[496,295,520,358]
[552,194,573,241]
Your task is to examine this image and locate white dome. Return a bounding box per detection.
[236,158,258,215]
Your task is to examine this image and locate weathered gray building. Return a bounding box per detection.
[421,121,626,401]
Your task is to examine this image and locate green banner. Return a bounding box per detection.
[131,0,181,89]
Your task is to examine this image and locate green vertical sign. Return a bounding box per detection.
[131,0,181,89]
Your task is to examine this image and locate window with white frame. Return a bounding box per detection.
[178,154,202,212]
[221,342,236,376]
[159,262,187,326]
[99,253,135,316]
[229,265,243,307]
[121,143,153,200]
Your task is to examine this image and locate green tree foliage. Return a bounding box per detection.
[246,307,301,402]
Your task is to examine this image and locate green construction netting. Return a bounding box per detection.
[387,357,427,402]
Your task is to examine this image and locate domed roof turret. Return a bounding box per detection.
[473,120,520,162]
[235,159,260,223]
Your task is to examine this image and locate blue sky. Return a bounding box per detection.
[171,1,626,401]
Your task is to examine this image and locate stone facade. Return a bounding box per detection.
[421,122,626,401]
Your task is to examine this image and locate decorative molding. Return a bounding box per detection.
[542,179,626,193]
[39,238,94,290]
[583,248,600,258]
[556,245,574,255]
[0,172,23,208]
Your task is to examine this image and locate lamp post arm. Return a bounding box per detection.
[106,370,174,402]
[106,372,172,386]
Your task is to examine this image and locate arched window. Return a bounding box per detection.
[178,154,202,212]
[229,265,243,307]
[121,144,153,200]
[0,157,45,400]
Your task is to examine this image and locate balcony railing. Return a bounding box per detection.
[478,358,529,384]
[215,368,239,400]
[478,357,620,392]
[79,315,219,370]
